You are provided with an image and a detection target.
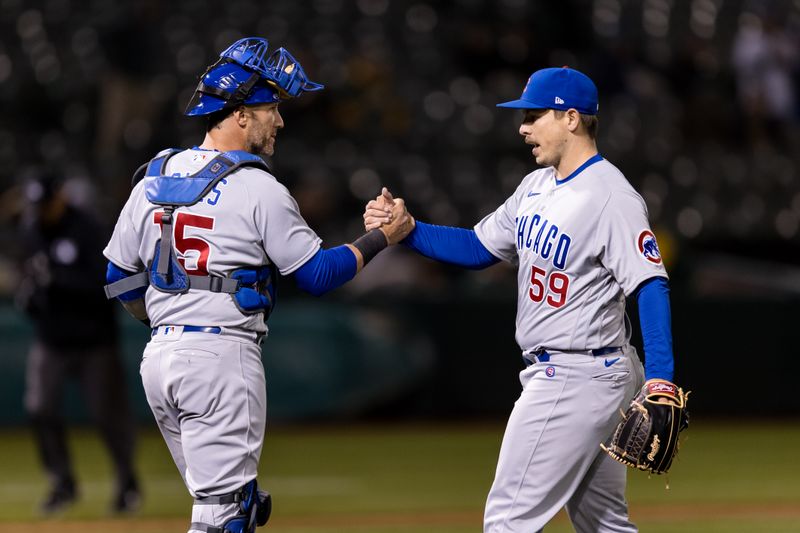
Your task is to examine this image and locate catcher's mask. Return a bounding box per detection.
[185,37,324,116]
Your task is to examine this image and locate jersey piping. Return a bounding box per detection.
[554,153,604,185]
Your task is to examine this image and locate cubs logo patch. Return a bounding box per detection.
[545,366,556,378]
[637,230,662,265]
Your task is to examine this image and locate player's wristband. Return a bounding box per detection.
[352,229,388,266]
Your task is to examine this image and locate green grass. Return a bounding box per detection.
[625,420,800,504]
[0,420,798,532]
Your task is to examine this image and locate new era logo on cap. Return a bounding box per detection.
[496,67,599,115]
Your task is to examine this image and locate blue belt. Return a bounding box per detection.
[152,325,222,336]
[525,346,620,365]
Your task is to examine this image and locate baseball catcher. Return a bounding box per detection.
[602,379,690,475]
[103,36,414,533]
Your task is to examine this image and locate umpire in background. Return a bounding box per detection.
[15,171,141,515]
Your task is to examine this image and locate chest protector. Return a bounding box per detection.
[104,149,277,319]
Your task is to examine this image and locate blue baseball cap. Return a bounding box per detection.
[497,67,599,115]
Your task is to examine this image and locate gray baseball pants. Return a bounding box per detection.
[484,346,644,533]
[140,326,266,533]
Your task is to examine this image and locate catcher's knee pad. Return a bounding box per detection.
[191,480,272,533]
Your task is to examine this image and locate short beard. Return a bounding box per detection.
[248,140,270,157]
[245,130,272,157]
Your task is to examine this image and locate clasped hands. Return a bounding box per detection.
[364,187,415,244]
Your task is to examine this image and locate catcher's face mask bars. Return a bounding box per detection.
[222,38,323,100]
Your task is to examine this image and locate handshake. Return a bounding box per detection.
[363,187,416,245]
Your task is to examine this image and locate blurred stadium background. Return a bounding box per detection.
[0,0,799,531]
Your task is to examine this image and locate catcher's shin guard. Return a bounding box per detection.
[191,480,272,533]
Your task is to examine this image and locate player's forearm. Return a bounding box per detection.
[636,276,674,381]
[294,246,358,297]
[402,221,500,269]
[296,227,393,296]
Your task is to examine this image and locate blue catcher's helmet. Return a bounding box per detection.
[185,37,324,116]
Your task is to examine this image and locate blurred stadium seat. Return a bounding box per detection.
[0,1,798,250]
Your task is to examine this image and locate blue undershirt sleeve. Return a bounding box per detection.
[294,246,358,297]
[402,221,500,269]
[635,276,674,382]
[106,261,146,302]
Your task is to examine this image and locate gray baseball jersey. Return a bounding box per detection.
[474,156,667,354]
[103,149,322,333]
